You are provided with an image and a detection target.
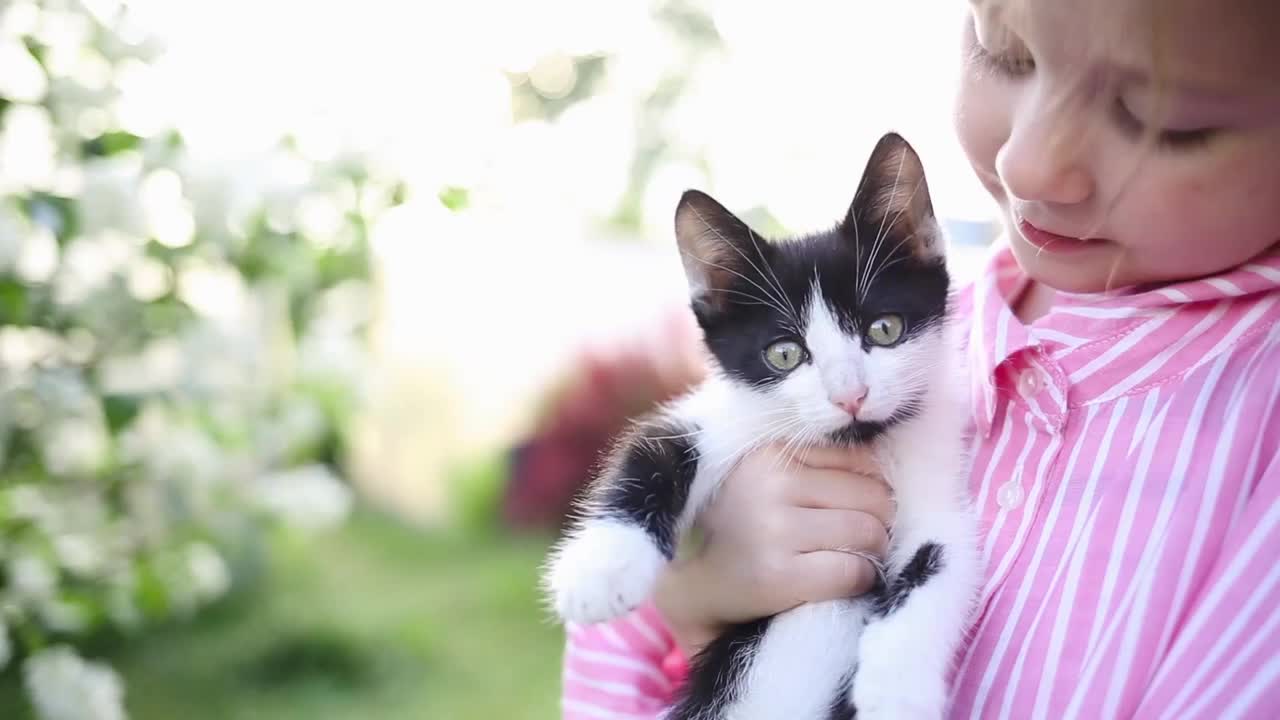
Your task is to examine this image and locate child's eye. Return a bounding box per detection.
[970,41,1035,79]
[1110,98,1220,150]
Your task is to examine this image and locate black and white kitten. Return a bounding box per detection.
[545,133,979,720]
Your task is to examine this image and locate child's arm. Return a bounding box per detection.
[561,604,684,719]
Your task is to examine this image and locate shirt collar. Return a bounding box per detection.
[969,242,1280,436]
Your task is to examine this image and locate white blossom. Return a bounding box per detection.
[53,534,105,577]
[15,224,60,284]
[23,646,127,720]
[9,553,57,600]
[40,418,109,477]
[139,169,194,248]
[185,543,230,602]
[0,36,48,102]
[254,464,353,529]
[76,156,148,240]
[39,598,90,634]
[7,484,57,524]
[0,105,57,193]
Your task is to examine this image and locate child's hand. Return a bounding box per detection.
[654,444,894,655]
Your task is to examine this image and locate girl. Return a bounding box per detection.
[560,0,1280,717]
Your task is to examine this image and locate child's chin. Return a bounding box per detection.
[1009,241,1134,294]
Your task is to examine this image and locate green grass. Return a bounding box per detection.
[0,511,565,720]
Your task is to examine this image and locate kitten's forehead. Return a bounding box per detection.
[804,284,855,359]
[766,229,933,328]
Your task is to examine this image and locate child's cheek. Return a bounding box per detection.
[953,77,1010,204]
[1122,151,1280,274]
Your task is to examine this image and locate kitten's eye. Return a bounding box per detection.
[764,340,806,372]
[866,315,905,347]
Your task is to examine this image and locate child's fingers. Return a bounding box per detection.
[785,444,882,476]
[787,508,890,558]
[791,549,882,603]
[785,469,895,524]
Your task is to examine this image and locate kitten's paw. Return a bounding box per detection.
[853,630,947,720]
[852,666,946,720]
[546,520,666,624]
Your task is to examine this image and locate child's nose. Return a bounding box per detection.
[997,109,1095,207]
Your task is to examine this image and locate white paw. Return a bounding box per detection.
[546,520,666,624]
[853,671,946,720]
[853,628,947,720]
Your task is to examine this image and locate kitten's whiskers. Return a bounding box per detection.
[860,149,908,301]
[686,206,798,328]
[862,176,925,302]
[681,250,794,321]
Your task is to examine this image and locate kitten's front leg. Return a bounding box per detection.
[852,504,981,720]
[545,412,706,625]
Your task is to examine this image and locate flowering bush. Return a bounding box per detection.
[503,306,705,530]
[0,0,403,715]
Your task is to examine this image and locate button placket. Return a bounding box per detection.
[997,480,1025,510]
[1017,367,1043,399]
[999,357,1054,511]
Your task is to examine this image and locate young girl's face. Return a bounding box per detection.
[955,0,1280,293]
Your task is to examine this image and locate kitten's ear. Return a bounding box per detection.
[845,132,942,260]
[674,190,756,313]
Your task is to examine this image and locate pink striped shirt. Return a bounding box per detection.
[561,243,1280,720]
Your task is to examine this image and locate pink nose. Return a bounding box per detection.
[832,388,869,417]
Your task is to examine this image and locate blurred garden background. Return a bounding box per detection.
[0,0,997,718]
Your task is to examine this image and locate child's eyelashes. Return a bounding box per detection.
[968,35,1221,152]
[970,42,1035,79]
[1110,99,1220,150]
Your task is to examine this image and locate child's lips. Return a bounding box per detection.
[1017,218,1111,254]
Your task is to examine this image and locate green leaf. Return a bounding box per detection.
[390,181,409,206]
[135,561,171,620]
[142,296,195,336]
[21,38,47,69]
[102,395,143,433]
[437,186,470,211]
[0,278,29,324]
[82,130,143,157]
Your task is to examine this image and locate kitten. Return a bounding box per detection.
[545,133,979,720]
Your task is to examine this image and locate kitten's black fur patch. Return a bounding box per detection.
[872,542,945,617]
[826,673,858,720]
[669,617,771,720]
[593,416,700,559]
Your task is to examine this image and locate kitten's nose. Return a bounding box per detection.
[832,387,870,417]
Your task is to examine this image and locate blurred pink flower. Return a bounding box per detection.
[503,305,705,530]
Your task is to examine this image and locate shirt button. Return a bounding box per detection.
[997,481,1024,510]
[1017,368,1042,399]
